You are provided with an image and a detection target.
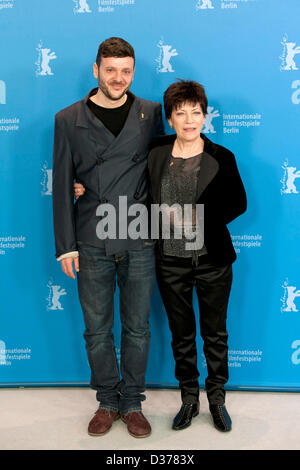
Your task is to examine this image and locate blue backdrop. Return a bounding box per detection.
[1,0,300,391]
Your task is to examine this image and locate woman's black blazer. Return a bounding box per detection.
[148,133,247,266]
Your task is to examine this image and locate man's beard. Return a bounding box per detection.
[98,75,131,101]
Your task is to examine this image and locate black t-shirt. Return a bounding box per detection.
[87,93,134,137]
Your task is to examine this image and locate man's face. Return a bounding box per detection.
[93,56,135,101]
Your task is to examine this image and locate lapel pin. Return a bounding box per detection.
[170,162,174,166]
[141,113,145,119]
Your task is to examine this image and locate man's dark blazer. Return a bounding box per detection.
[52,89,163,258]
[148,133,247,266]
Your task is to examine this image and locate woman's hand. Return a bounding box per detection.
[74,182,85,200]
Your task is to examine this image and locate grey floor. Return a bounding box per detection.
[0,387,299,450]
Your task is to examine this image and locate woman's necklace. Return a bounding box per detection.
[172,138,204,159]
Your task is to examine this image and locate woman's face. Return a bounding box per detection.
[168,102,206,142]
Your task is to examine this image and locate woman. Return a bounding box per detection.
[147,80,246,432]
[74,80,247,432]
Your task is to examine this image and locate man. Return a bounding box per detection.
[52,37,163,438]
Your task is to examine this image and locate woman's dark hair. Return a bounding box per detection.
[163,80,208,119]
[96,37,135,67]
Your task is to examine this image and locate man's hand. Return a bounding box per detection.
[60,257,79,279]
[74,182,85,200]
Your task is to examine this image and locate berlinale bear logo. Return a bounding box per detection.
[0,340,6,366]
[46,279,67,311]
[281,279,300,313]
[196,0,214,9]
[0,80,6,105]
[41,161,53,196]
[280,34,300,71]
[281,160,300,194]
[203,106,220,134]
[156,39,178,73]
[73,0,92,13]
[35,41,57,76]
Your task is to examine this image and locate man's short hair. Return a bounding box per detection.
[96,37,135,67]
[163,80,208,120]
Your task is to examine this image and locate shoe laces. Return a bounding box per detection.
[125,411,143,422]
[216,405,227,428]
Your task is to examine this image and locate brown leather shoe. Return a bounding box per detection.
[121,411,151,438]
[88,408,120,436]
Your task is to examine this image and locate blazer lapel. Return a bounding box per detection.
[149,141,173,203]
[103,93,142,157]
[87,108,115,152]
[150,133,219,203]
[196,151,219,200]
[75,89,115,156]
[75,89,143,159]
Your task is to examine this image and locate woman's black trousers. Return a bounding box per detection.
[156,254,233,405]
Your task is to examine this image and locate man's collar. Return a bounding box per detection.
[76,88,137,128]
[84,87,98,104]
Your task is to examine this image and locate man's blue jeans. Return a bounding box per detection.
[77,242,155,415]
